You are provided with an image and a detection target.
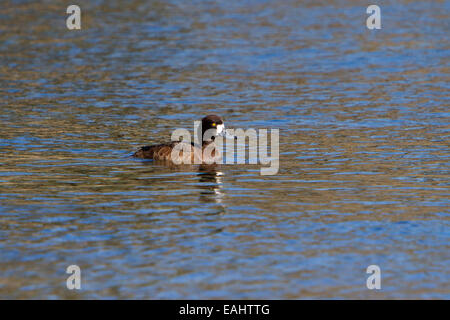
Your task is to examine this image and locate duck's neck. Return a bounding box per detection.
[202,139,215,147]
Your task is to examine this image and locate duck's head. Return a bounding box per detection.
[200,115,236,142]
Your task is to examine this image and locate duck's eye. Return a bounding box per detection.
[212,123,216,126]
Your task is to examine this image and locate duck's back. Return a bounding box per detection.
[134,141,201,162]
[133,142,176,160]
[134,140,221,163]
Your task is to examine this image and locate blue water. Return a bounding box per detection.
[0,0,449,298]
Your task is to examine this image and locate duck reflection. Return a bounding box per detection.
[197,164,225,206]
[136,159,226,209]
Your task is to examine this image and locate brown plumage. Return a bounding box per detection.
[133,115,227,164]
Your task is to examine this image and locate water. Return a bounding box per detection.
[0,0,449,299]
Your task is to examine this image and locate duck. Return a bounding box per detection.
[133,115,232,164]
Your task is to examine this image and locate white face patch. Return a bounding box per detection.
[216,124,224,135]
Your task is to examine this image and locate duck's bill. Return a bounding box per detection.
[219,128,237,140]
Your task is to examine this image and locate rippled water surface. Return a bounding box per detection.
[0,0,449,299]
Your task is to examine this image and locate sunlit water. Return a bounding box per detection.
[0,0,449,299]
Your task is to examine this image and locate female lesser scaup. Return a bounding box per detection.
[133,115,230,163]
